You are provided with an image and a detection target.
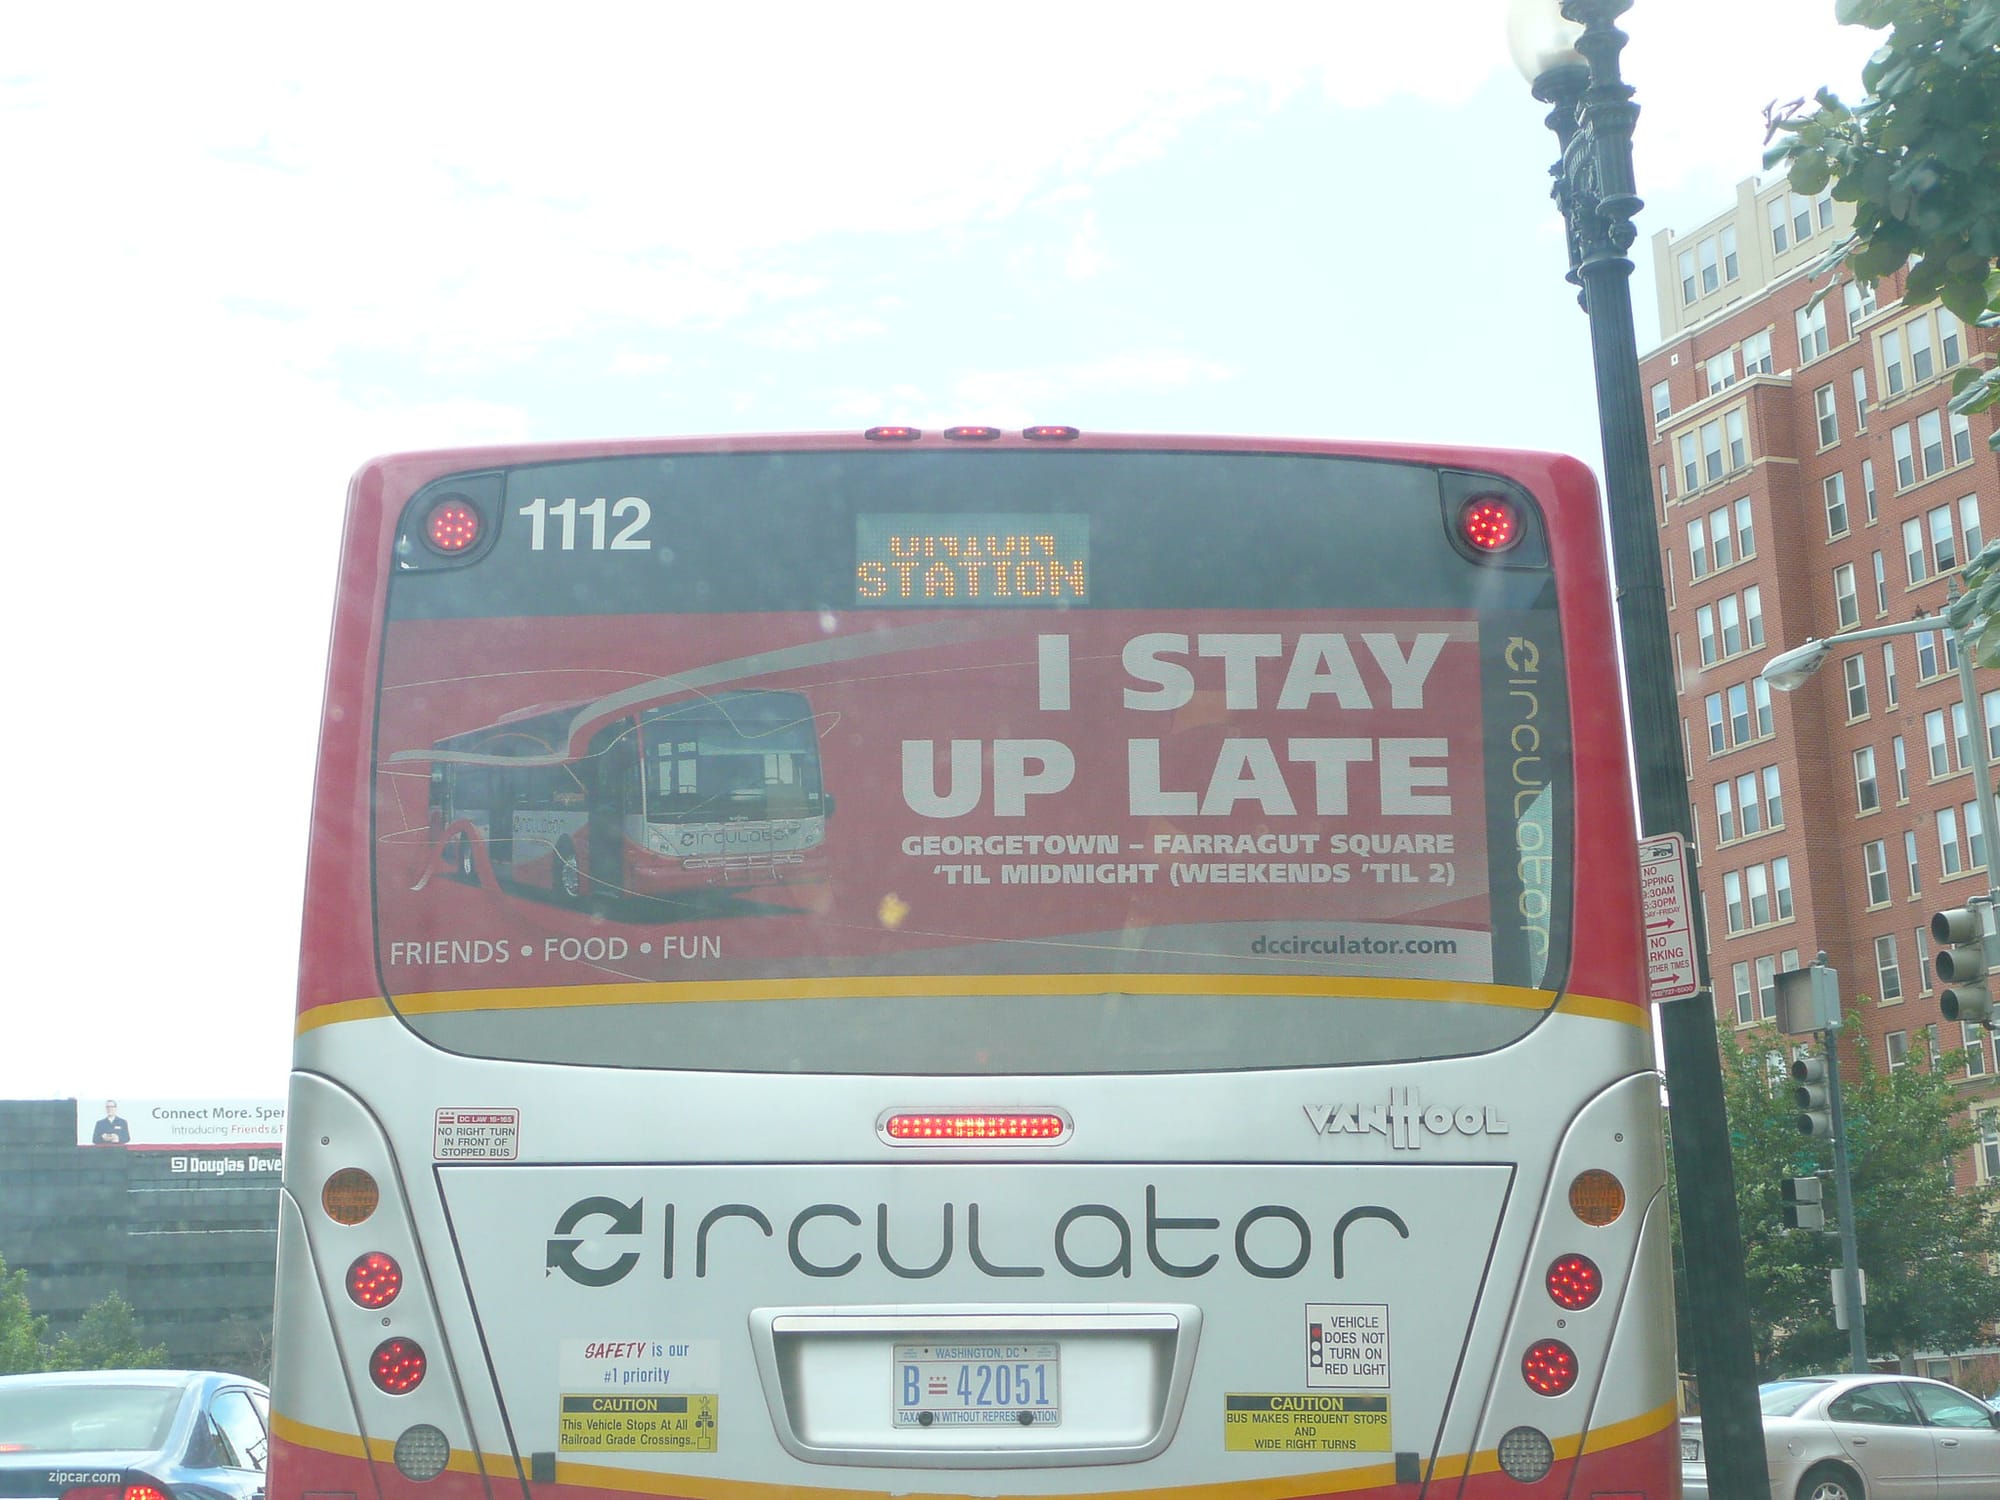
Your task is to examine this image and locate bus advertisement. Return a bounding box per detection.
[273,433,1675,1500]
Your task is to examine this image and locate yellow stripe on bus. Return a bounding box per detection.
[272,1402,1677,1499]
[298,975,1643,1036]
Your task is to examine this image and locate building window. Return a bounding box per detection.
[1873,552,1888,619]
[1864,839,1890,904]
[1824,472,1849,536]
[1938,805,1963,876]
[1679,432,1699,493]
[1954,412,1974,467]
[1980,1111,2000,1177]
[1861,459,1878,523]
[1763,764,1783,827]
[1733,961,1754,1025]
[1688,516,1709,579]
[1729,682,1752,744]
[1920,930,1934,991]
[1893,423,1916,488]
[1726,409,1747,471]
[1855,745,1879,812]
[1910,317,1935,382]
[1697,605,1718,666]
[1679,249,1698,304]
[1756,955,1779,1020]
[1652,380,1671,429]
[1832,568,1864,632]
[1844,655,1868,719]
[1961,494,1984,560]
[1940,308,1963,366]
[1815,384,1839,446]
[1883,327,1906,395]
[1724,870,1745,933]
[1907,520,1932,587]
[1878,941,1903,1003]
[1774,856,1793,920]
[1715,780,1737,843]
[1796,301,1830,363]
[1919,410,1945,477]
[1893,735,1908,800]
[1705,350,1735,392]
[1708,503,1736,569]
[1700,419,1725,484]
[1769,196,1790,254]
[1967,799,1986,872]
[1845,278,1877,325]
[1886,1026,1908,1066]
[1954,700,1972,770]
[1736,770,1763,836]
[1967,1021,1990,1079]
[1851,366,1870,431]
[1721,225,1739,281]
[1928,502,1958,571]
[1743,329,1773,375]
[1706,692,1725,753]
[1755,677,1774,739]
[1719,594,1744,657]
[1927,708,1952,776]
[1985,688,2000,762]
[1917,629,1944,681]
[1734,497,1755,559]
[1747,863,1772,927]
[1906,828,1922,894]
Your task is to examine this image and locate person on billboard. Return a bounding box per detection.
[91,1100,130,1146]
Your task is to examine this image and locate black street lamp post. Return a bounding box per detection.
[1508,3,1771,1496]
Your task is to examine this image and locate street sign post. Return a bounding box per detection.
[1639,834,1699,1003]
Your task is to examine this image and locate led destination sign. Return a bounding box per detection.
[856,513,1088,606]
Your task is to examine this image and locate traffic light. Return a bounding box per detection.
[1792,1053,1833,1139]
[1781,1176,1825,1231]
[1933,905,1997,1025]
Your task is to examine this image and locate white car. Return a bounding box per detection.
[1681,1373,2000,1500]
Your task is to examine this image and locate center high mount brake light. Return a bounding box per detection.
[881,1110,1070,1144]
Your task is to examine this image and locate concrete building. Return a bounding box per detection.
[0,1099,278,1376]
[1644,170,2000,1240]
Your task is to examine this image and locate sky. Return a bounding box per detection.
[0,2,1880,1101]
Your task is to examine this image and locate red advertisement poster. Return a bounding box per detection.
[373,610,1491,994]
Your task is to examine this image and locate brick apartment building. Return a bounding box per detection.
[1642,177,2000,1247]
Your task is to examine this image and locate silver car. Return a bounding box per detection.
[1680,1373,2000,1500]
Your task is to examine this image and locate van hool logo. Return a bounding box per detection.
[1304,1088,1509,1150]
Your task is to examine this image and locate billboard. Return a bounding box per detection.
[78,1097,286,1149]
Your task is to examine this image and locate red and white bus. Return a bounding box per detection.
[395,686,831,903]
[272,431,1677,1500]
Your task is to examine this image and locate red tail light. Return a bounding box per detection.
[1459,495,1521,553]
[864,425,922,442]
[371,1337,428,1393]
[943,426,1002,441]
[1521,1339,1579,1395]
[63,1486,167,1500]
[347,1251,404,1308]
[423,498,482,555]
[1545,1253,1603,1310]
[1022,425,1080,441]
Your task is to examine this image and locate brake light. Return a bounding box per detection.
[1021,425,1080,441]
[882,1111,1069,1143]
[371,1337,427,1393]
[1545,1253,1603,1310]
[423,497,481,555]
[347,1251,403,1308]
[864,425,922,442]
[1458,495,1521,553]
[943,425,1002,441]
[322,1168,380,1225]
[1521,1339,1579,1396]
[61,1486,168,1500]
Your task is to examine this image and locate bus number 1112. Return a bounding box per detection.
[518,497,653,551]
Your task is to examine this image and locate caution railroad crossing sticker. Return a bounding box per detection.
[1224,1393,1390,1453]
[559,1394,718,1453]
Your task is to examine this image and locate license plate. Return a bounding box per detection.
[894,1342,1060,1426]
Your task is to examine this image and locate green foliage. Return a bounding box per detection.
[1678,1013,2000,1373]
[1766,0,2000,654]
[42,1292,168,1372]
[0,1254,47,1375]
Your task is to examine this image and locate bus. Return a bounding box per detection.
[398,687,831,903]
[272,431,1677,1500]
